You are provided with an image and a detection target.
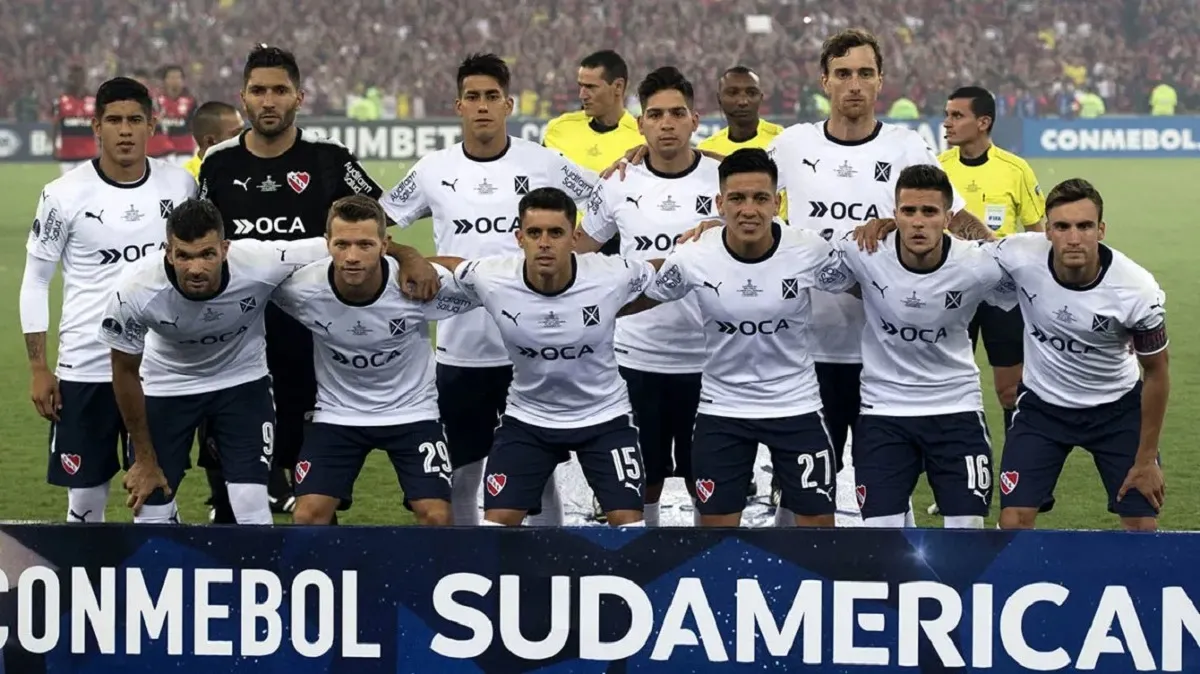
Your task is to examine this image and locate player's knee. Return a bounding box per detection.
[998,507,1037,530]
[292,497,336,525]
[794,514,835,528]
[411,499,452,526]
[1120,516,1157,532]
[603,510,643,527]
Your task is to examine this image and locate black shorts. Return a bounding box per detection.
[968,303,1024,368]
[142,376,276,506]
[599,235,621,256]
[852,412,994,519]
[265,304,317,466]
[46,381,129,488]
[814,362,861,472]
[484,414,644,514]
[692,412,837,517]
[293,420,452,507]
[1000,382,1155,518]
[436,363,513,468]
[619,367,701,485]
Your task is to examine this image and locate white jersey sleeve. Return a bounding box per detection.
[542,148,598,205]
[97,274,150,355]
[26,189,69,263]
[815,236,860,294]
[644,244,699,303]
[580,178,619,244]
[421,263,483,320]
[379,159,431,228]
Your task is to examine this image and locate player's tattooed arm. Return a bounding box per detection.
[386,241,440,300]
[947,210,995,241]
[24,332,46,367]
[110,349,171,511]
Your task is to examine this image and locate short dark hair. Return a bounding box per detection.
[190,101,239,143]
[457,53,510,94]
[327,194,388,238]
[1045,178,1104,222]
[243,44,301,87]
[161,65,185,80]
[895,164,954,209]
[718,148,778,189]
[637,66,695,109]
[948,86,996,134]
[518,187,576,226]
[820,29,884,75]
[167,198,225,242]
[721,65,757,79]
[579,50,629,85]
[94,77,154,118]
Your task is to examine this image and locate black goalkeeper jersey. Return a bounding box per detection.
[198,128,384,404]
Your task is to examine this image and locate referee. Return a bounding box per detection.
[198,45,435,522]
[936,85,1053,516]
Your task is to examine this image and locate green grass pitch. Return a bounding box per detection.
[1,158,1196,529]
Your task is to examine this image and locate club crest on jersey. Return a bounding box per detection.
[855,484,867,508]
[294,460,311,484]
[475,178,497,195]
[1091,314,1114,333]
[122,205,144,222]
[835,161,857,178]
[486,473,507,497]
[514,175,529,195]
[259,175,281,192]
[349,321,373,336]
[539,311,565,329]
[781,278,798,299]
[695,195,713,215]
[286,172,310,194]
[874,161,892,182]
[902,291,925,308]
[1054,306,1077,324]
[389,318,407,336]
[695,479,715,503]
[738,279,761,297]
[582,305,600,326]
[201,307,222,322]
[159,199,174,219]
[657,196,679,212]
[238,296,257,313]
[60,453,82,476]
[944,290,963,309]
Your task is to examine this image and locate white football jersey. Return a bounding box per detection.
[444,253,655,429]
[580,155,719,373]
[768,121,966,363]
[989,233,1167,408]
[98,238,328,396]
[272,259,477,427]
[26,159,198,382]
[643,224,831,419]
[380,137,598,368]
[819,233,1017,416]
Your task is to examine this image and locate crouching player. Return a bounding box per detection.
[271,196,474,526]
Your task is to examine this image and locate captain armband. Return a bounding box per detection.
[1132,321,1168,356]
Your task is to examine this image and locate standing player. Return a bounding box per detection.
[543,50,644,255]
[575,66,716,526]
[380,53,598,526]
[271,196,473,526]
[932,85,1051,517]
[157,65,199,167]
[200,45,434,524]
[20,77,197,523]
[818,165,1014,529]
[640,149,838,527]
[50,65,97,175]
[989,180,1167,532]
[433,188,655,528]
[183,101,245,180]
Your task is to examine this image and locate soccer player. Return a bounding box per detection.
[989,179,1167,532]
[817,165,1015,529]
[50,64,98,175]
[543,50,644,255]
[20,77,198,523]
[433,187,655,528]
[200,45,435,524]
[639,148,837,527]
[157,65,199,167]
[271,196,473,526]
[575,66,717,526]
[183,101,245,180]
[381,53,598,526]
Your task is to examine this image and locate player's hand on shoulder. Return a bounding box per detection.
[854,218,896,253]
[677,219,723,244]
[599,144,649,181]
[398,255,441,301]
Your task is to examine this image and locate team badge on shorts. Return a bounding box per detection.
[999,471,1019,495]
[486,473,507,497]
[695,478,715,503]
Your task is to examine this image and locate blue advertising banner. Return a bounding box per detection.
[1021,116,1200,158]
[0,525,1195,673]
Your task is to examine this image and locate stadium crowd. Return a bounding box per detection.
[2,0,1198,120]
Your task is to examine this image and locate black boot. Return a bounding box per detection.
[268,464,295,514]
[205,468,235,524]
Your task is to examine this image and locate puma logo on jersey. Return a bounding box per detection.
[314,320,332,334]
[1021,288,1037,303]
[625,196,642,208]
[702,281,722,295]
[84,210,103,223]
[159,316,179,327]
[441,179,458,191]
[501,310,520,326]
[233,177,251,191]
[802,158,819,172]
[871,281,888,298]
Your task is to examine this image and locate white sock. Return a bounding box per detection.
[480,519,504,527]
[774,506,797,528]
[525,471,563,526]
[644,502,661,527]
[452,461,483,526]
[134,501,179,524]
[862,513,907,528]
[904,499,916,527]
[227,483,273,525]
[67,483,109,522]
[617,520,645,528]
[944,515,985,529]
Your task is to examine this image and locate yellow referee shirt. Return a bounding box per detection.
[698,119,788,220]
[184,152,203,181]
[542,110,644,175]
[938,145,1044,237]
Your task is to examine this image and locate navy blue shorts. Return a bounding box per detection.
[47,381,129,488]
[484,414,644,514]
[969,303,1024,368]
[619,367,701,485]
[692,412,837,517]
[1000,382,1155,518]
[853,412,994,519]
[142,376,276,506]
[436,364,513,468]
[815,362,861,473]
[293,420,451,508]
